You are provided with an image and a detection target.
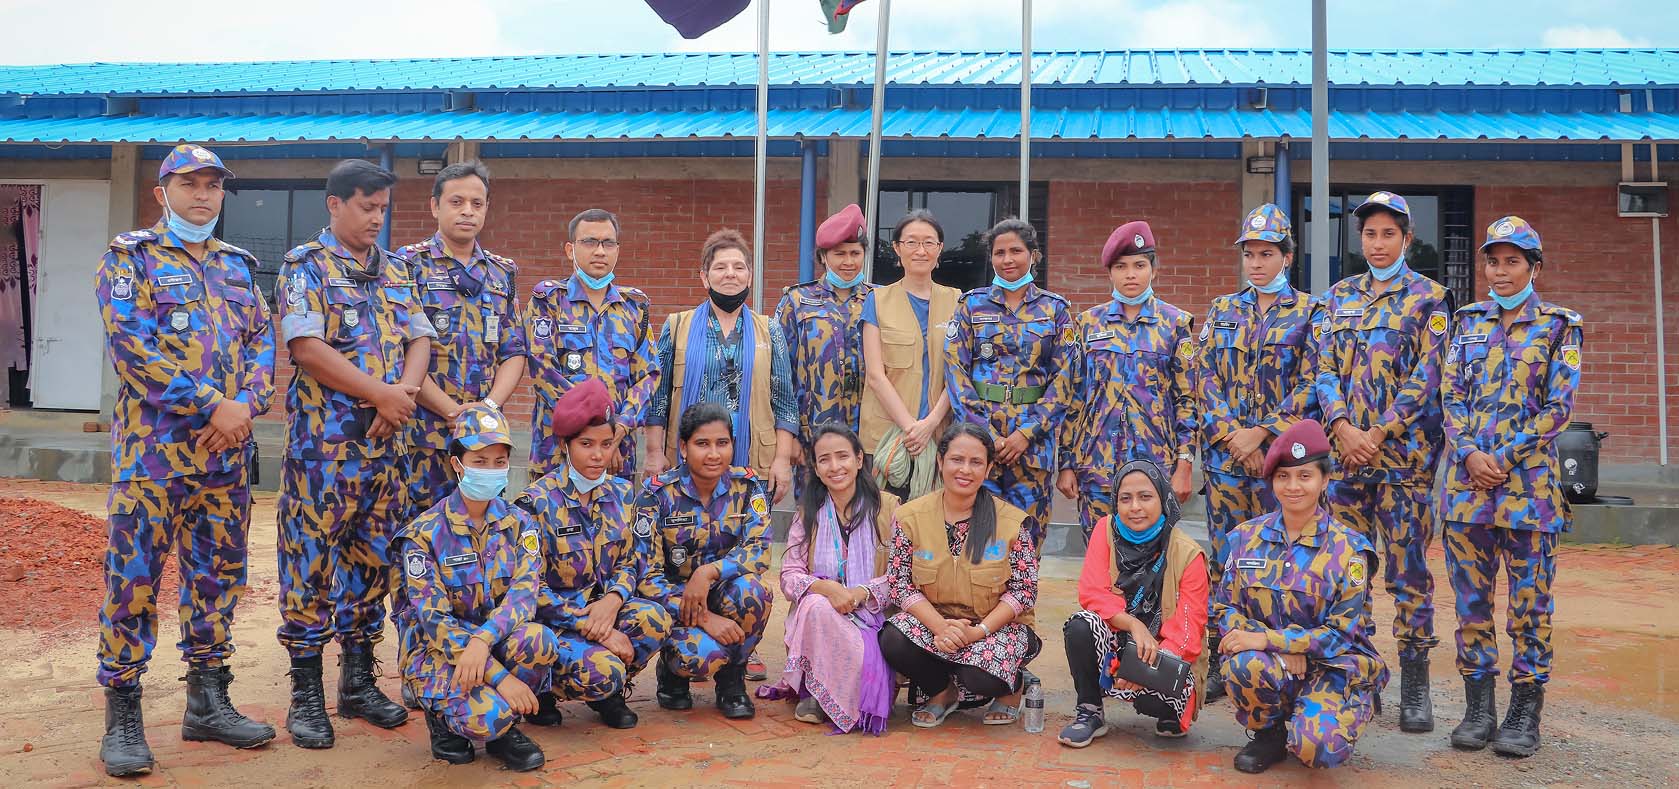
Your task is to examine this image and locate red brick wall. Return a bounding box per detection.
[1475,184,1679,464]
[1046,180,1243,322]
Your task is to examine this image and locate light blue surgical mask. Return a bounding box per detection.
[1369,254,1408,282]
[457,466,509,502]
[1252,269,1289,294]
[825,269,867,290]
[575,268,615,290]
[993,271,1033,291]
[1117,513,1166,545]
[163,193,216,244]
[1489,282,1534,311]
[1113,286,1153,306]
[569,466,608,494]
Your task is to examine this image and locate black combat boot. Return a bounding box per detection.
[424,710,474,764]
[100,685,155,777]
[401,681,420,710]
[181,666,276,749]
[526,692,563,727]
[286,656,335,749]
[587,692,640,729]
[337,644,408,729]
[484,726,545,772]
[1398,655,1435,733]
[656,658,693,711]
[1489,683,1544,757]
[1232,723,1289,774]
[1449,676,1498,750]
[714,662,756,719]
[1202,633,1226,703]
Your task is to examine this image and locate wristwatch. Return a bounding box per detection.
[483,397,501,411]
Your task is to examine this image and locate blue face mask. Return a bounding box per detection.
[568,465,608,494]
[992,271,1033,291]
[163,193,216,244]
[1489,281,1534,311]
[1252,269,1289,294]
[1369,254,1408,282]
[457,466,509,502]
[1117,513,1166,545]
[1113,286,1154,306]
[575,268,615,290]
[825,269,867,290]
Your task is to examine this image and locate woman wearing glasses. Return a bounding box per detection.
[860,210,961,499]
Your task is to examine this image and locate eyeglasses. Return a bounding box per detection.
[575,238,621,250]
[895,240,943,251]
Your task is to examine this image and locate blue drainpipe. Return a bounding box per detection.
[798,139,818,282]
[377,143,395,250]
[1274,141,1292,222]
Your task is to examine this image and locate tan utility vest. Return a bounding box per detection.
[666,307,778,478]
[897,492,1034,628]
[1100,524,1209,715]
[860,281,961,452]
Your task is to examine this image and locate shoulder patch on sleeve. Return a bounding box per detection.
[1561,344,1581,370]
[1428,311,1449,336]
[405,550,431,579]
[1347,556,1367,588]
[520,528,540,555]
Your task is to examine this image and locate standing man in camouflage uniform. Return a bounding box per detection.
[520,208,657,479]
[275,159,434,748]
[93,144,277,776]
[400,161,526,517]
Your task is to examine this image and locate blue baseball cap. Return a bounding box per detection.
[158,144,235,182]
[1352,190,1410,220]
[1479,216,1542,254]
[1235,203,1291,246]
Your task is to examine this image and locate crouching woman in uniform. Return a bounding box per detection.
[1214,419,1388,774]
[881,422,1041,728]
[639,402,775,719]
[521,379,672,730]
[395,405,558,772]
[1059,460,1209,747]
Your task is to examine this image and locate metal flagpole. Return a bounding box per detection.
[752,0,770,312]
[1019,0,1032,219]
[1309,0,1330,293]
[862,0,891,281]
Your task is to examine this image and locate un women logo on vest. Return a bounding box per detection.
[983,541,1006,561]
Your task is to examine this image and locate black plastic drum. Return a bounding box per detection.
[1556,422,1608,504]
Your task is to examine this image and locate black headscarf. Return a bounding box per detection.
[1109,460,1180,633]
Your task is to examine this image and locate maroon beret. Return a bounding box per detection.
[815,203,866,250]
[551,378,613,442]
[1102,221,1156,267]
[1263,418,1332,479]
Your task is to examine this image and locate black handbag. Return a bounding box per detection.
[1115,633,1192,698]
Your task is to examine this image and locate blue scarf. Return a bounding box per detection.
[680,305,757,468]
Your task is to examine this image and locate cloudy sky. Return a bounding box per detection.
[1,0,1674,65]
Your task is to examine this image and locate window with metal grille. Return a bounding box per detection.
[1293,185,1475,307]
[215,181,328,305]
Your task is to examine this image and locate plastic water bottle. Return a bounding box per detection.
[1021,674,1045,733]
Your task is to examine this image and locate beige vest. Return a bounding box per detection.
[666,308,778,478]
[871,492,901,576]
[897,492,1034,628]
[1101,525,1209,716]
[860,281,961,452]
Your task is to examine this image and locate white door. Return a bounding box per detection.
[30,180,111,410]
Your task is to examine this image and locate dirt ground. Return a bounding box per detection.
[0,478,1675,788]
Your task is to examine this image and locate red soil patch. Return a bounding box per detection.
[0,497,177,630]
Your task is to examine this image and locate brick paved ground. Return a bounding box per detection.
[1,480,1676,788]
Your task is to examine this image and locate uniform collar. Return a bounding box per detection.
[986,281,1041,307]
[149,219,227,257]
[1353,266,1415,297]
[566,273,622,305]
[1258,509,1329,548]
[1239,283,1298,307]
[677,466,730,504]
[551,462,604,507]
[444,492,511,536]
[317,227,384,276]
[1105,294,1159,323]
[424,232,487,269]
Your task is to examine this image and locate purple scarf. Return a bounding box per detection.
[810,498,892,734]
[679,304,757,468]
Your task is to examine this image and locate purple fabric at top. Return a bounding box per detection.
[644,0,751,39]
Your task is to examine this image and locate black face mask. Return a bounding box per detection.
[708,286,750,313]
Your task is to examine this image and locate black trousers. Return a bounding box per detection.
[1063,615,1175,720]
[880,622,1018,700]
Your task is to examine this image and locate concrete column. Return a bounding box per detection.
[99,145,142,423]
[449,140,481,164]
[826,139,861,214]
[1236,139,1272,290]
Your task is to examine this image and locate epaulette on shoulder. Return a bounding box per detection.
[283,240,323,264]
[1540,303,1583,326]
[532,279,565,299]
[109,229,156,252]
[783,279,820,296]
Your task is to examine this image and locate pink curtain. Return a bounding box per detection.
[0,184,41,405]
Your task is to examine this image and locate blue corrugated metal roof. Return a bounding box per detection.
[3,49,1677,96]
[5,107,1675,144]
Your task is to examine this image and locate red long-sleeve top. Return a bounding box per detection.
[1077,517,1208,663]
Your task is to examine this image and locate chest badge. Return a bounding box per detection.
[169,309,191,332]
[433,312,451,332]
[564,351,585,373]
[342,309,360,329]
[534,317,553,339]
[669,544,690,566]
[978,341,997,361]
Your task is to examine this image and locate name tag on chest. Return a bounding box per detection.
[153,274,194,287]
[1457,333,1489,345]
[441,553,477,567]
[1334,307,1364,319]
[666,514,698,528]
[1213,320,1239,330]
[327,277,359,289]
[553,522,583,537]
[1235,557,1269,571]
[425,279,455,292]
[800,297,824,307]
[553,323,587,334]
[1086,329,1115,342]
[971,314,1000,324]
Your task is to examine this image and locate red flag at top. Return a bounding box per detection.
[645,0,751,39]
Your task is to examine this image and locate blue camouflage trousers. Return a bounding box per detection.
[549,597,673,701]
[987,462,1053,549]
[420,623,560,743]
[1225,650,1377,769]
[1328,479,1437,659]
[664,575,772,679]
[276,456,404,658]
[1444,522,1557,685]
[97,466,251,688]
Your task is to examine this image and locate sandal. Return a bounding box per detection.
[911,701,957,728]
[982,698,1020,726]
